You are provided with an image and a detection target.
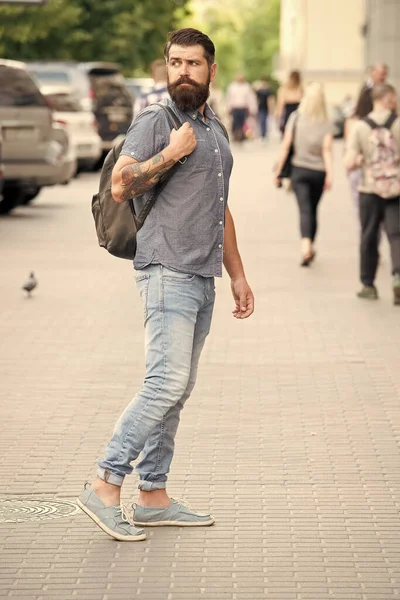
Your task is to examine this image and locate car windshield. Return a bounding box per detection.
[0,66,46,107]
[44,92,80,112]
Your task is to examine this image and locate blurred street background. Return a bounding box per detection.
[1,0,400,599]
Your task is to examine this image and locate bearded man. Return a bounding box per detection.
[77,28,254,541]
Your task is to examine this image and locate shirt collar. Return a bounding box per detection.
[167,98,215,122]
[187,103,216,122]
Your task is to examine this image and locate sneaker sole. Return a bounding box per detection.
[76,499,147,542]
[133,518,215,527]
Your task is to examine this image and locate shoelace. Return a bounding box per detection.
[115,503,135,525]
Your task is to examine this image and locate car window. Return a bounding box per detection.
[29,70,70,85]
[0,66,47,107]
[44,92,81,112]
[90,73,132,108]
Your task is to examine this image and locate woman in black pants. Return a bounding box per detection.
[274,82,333,265]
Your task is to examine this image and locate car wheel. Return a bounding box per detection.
[21,186,42,205]
[0,186,24,215]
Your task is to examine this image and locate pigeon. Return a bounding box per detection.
[22,272,37,297]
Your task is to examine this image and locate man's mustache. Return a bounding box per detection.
[171,77,199,88]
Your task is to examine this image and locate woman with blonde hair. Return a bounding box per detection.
[276,70,303,135]
[274,82,333,265]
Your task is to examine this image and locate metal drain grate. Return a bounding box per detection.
[0,499,80,523]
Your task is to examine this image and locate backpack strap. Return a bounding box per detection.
[384,112,398,130]
[364,117,378,129]
[364,114,398,130]
[215,117,229,141]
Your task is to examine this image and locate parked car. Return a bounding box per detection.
[27,61,133,159]
[0,59,76,214]
[39,84,102,172]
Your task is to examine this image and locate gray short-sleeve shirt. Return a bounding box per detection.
[120,98,233,278]
[287,112,332,172]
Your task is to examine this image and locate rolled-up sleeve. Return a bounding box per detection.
[120,108,171,162]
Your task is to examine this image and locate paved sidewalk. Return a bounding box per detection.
[0,140,400,600]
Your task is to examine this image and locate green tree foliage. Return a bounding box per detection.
[240,0,280,83]
[0,0,190,73]
[185,0,280,87]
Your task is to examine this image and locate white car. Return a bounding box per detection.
[40,84,102,171]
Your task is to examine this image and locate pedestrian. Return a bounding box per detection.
[77,27,255,541]
[134,58,170,114]
[274,82,333,266]
[225,73,257,142]
[208,80,225,120]
[344,87,373,212]
[275,70,303,136]
[255,76,274,140]
[360,62,388,111]
[344,83,400,304]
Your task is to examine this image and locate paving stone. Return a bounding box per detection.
[1,143,400,599]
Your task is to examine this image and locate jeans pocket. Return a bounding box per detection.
[162,266,196,284]
[135,273,150,321]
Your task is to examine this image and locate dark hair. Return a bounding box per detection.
[287,70,301,88]
[164,28,215,66]
[372,83,396,102]
[353,87,373,118]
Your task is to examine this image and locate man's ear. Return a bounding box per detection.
[210,63,217,83]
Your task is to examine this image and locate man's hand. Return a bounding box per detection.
[168,122,197,161]
[231,277,254,319]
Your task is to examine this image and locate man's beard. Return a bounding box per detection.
[167,74,210,112]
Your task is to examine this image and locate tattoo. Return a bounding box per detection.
[120,152,176,201]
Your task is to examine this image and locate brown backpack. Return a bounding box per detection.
[91,103,183,260]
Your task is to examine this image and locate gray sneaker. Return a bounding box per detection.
[132,498,215,527]
[77,484,146,542]
[357,285,378,300]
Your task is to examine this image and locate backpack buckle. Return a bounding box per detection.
[178,156,188,164]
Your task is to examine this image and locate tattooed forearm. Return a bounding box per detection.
[120,152,176,201]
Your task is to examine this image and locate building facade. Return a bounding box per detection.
[365,0,400,92]
[277,0,400,105]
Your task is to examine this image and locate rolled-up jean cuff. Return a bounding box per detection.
[97,467,124,487]
[138,480,167,491]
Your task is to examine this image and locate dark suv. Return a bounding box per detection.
[27,61,133,158]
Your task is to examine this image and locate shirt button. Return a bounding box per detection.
[206,127,210,131]
[219,221,223,225]
[218,172,222,177]
[220,197,223,201]
[214,149,218,153]
[218,244,222,248]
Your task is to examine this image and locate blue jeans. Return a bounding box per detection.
[97,265,215,490]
